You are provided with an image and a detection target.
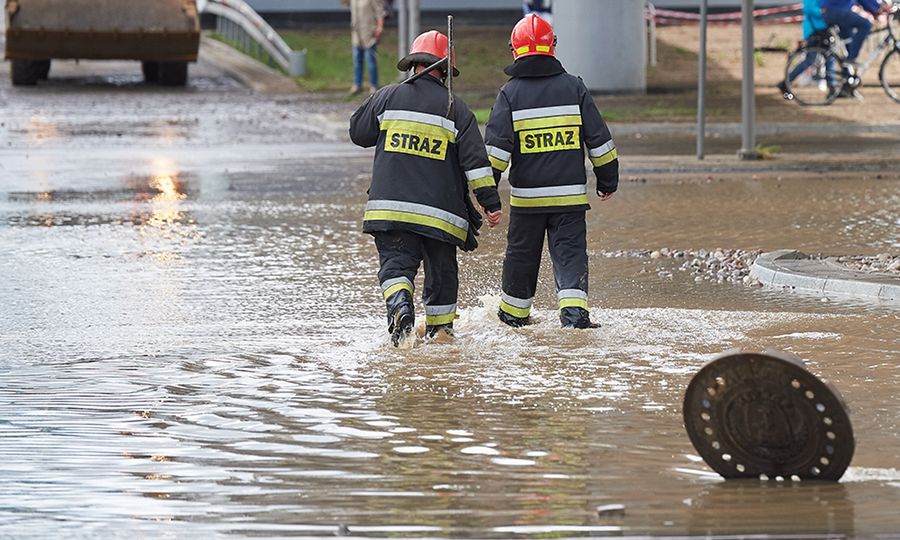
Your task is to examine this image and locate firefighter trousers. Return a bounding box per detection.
[499,211,590,326]
[373,230,458,330]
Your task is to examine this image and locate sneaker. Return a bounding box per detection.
[776,80,793,100]
[837,85,863,100]
[498,310,530,328]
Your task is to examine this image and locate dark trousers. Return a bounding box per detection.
[500,211,589,320]
[373,230,458,328]
[824,8,872,63]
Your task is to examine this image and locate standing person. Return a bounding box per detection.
[484,14,618,330]
[522,0,552,24]
[350,30,503,346]
[821,0,890,95]
[344,0,385,95]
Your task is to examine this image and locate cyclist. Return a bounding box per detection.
[822,0,892,96]
[778,0,832,99]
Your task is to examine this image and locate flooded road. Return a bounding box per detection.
[1,61,900,538]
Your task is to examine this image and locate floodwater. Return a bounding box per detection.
[1,60,899,539]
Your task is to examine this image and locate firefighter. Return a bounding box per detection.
[484,14,618,329]
[350,30,503,346]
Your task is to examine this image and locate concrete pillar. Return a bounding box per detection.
[554,0,647,93]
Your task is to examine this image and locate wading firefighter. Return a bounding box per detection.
[484,14,619,329]
[350,30,503,346]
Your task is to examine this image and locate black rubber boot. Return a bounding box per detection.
[386,290,415,346]
[560,307,600,329]
[425,323,454,339]
[498,309,530,328]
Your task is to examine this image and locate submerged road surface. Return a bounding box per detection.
[1,57,899,538]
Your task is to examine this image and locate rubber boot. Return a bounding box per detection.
[386,290,414,346]
[498,309,530,328]
[425,323,454,340]
[560,307,600,329]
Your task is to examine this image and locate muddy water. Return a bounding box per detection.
[2,71,900,538]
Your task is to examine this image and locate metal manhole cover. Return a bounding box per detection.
[684,349,854,481]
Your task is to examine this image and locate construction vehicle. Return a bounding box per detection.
[4,0,200,86]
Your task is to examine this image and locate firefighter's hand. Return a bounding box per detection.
[484,209,503,228]
[598,192,614,201]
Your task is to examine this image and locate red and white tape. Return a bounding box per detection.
[647,3,804,25]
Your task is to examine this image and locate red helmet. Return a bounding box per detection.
[397,30,459,76]
[510,14,556,60]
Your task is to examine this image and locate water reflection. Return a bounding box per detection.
[147,173,186,227]
[685,480,854,536]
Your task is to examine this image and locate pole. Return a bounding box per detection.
[738,0,761,159]
[397,0,408,79]
[648,2,657,67]
[408,0,420,53]
[697,0,708,160]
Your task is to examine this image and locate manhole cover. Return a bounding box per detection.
[684,350,854,481]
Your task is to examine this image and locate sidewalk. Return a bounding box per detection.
[751,250,900,302]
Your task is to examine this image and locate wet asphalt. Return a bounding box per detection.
[1,51,900,538]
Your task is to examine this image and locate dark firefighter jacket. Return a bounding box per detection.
[484,56,619,214]
[350,75,502,250]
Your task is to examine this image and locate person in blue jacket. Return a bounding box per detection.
[778,0,831,98]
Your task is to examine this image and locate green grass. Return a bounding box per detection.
[278,27,512,94]
[639,102,696,118]
[212,26,765,124]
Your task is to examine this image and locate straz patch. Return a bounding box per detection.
[519,126,581,154]
[385,129,448,160]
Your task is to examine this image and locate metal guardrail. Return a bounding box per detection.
[197,0,306,76]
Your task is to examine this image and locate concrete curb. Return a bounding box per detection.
[750,250,900,302]
[198,35,299,95]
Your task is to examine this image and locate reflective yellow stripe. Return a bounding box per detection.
[513,115,582,132]
[535,45,551,53]
[383,282,412,299]
[559,298,589,310]
[519,126,581,154]
[590,148,618,167]
[364,210,468,241]
[425,313,457,326]
[515,45,531,55]
[468,176,495,190]
[509,194,589,208]
[380,119,457,143]
[489,155,509,171]
[499,300,530,318]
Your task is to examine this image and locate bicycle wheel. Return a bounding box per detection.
[880,47,900,104]
[784,46,844,106]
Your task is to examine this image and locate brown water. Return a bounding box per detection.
[1,62,900,538]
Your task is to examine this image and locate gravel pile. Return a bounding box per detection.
[835,254,900,274]
[601,248,763,286]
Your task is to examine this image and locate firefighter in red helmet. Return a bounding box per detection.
[485,14,619,329]
[350,30,503,346]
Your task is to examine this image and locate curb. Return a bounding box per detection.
[750,250,900,302]
[198,35,299,95]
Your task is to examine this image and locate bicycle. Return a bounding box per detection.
[781,0,900,105]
